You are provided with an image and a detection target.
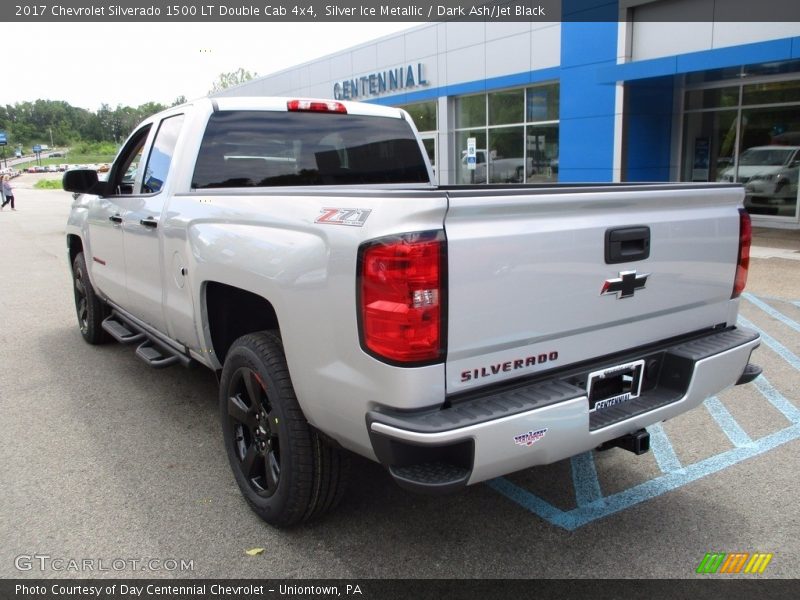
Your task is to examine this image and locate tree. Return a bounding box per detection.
[208,68,258,94]
[171,95,187,107]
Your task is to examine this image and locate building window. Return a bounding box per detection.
[682,61,800,221]
[395,101,438,178]
[396,101,437,134]
[453,82,559,184]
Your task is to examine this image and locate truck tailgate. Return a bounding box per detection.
[443,184,744,394]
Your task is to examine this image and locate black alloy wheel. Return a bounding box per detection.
[219,331,350,527]
[226,366,282,496]
[71,252,108,344]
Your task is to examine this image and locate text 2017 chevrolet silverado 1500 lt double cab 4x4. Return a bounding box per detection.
[64,97,761,527]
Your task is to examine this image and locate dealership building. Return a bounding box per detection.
[216,0,800,228]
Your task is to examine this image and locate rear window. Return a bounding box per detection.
[192,110,429,188]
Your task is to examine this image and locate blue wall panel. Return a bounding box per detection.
[559,5,619,183]
[625,77,675,181]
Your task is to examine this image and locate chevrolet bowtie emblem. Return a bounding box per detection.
[601,270,650,299]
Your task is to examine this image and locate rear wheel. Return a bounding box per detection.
[219,331,350,527]
[71,252,108,344]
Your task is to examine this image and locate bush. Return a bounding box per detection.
[69,141,118,156]
[34,179,64,190]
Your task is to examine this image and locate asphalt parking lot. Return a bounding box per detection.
[1,175,799,579]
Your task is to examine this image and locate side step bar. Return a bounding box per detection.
[102,314,191,369]
[135,340,188,369]
[102,317,145,344]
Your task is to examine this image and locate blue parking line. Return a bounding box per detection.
[704,396,753,447]
[738,315,800,371]
[753,374,800,423]
[648,422,682,474]
[489,422,800,531]
[570,452,604,507]
[743,293,800,334]
[486,477,577,530]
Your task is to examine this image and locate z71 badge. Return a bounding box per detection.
[316,208,371,227]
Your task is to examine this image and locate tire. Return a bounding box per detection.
[219,331,350,527]
[71,252,109,344]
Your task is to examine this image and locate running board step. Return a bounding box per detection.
[135,341,190,369]
[102,316,146,344]
[389,462,471,495]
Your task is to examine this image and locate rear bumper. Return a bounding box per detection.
[367,327,760,493]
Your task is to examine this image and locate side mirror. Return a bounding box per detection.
[62,169,109,196]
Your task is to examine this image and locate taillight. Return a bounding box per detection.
[287,99,347,113]
[358,232,446,365]
[732,208,751,298]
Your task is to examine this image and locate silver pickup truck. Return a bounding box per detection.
[64,97,761,527]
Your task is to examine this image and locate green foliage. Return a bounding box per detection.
[34,179,64,190]
[0,99,169,149]
[209,68,257,94]
[69,141,118,156]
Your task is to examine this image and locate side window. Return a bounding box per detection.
[141,114,185,194]
[108,125,151,196]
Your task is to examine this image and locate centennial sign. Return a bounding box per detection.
[333,63,428,100]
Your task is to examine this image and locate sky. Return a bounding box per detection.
[4,22,423,111]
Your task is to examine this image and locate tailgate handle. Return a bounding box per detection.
[605,226,650,264]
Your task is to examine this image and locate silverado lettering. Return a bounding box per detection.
[461,352,560,382]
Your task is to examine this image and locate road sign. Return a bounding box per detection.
[466,137,476,171]
[0,131,7,146]
[33,144,42,153]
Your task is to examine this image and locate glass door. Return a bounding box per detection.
[420,133,437,184]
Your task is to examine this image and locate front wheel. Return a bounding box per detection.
[219,331,350,527]
[71,251,109,344]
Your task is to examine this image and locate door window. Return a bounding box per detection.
[141,114,185,194]
[108,126,151,196]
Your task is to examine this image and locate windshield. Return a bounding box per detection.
[738,148,795,167]
[192,110,429,188]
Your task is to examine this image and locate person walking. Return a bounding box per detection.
[1,175,15,210]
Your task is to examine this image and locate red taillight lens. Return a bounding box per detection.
[732,208,751,299]
[287,99,347,113]
[358,232,446,365]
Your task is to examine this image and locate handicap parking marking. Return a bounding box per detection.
[486,294,800,531]
[570,452,604,507]
[743,292,800,334]
[738,314,800,371]
[647,421,682,474]
[704,396,754,447]
[752,373,800,423]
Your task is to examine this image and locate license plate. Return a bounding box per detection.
[587,360,645,413]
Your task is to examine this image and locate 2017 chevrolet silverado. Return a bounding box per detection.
[64,97,761,527]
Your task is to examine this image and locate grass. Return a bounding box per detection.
[15,153,115,170]
[34,179,64,190]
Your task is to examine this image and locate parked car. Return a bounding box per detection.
[717,146,800,216]
[717,145,800,189]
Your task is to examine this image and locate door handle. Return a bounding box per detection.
[109,214,122,224]
[139,217,158,229]
[605,226,650,264]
